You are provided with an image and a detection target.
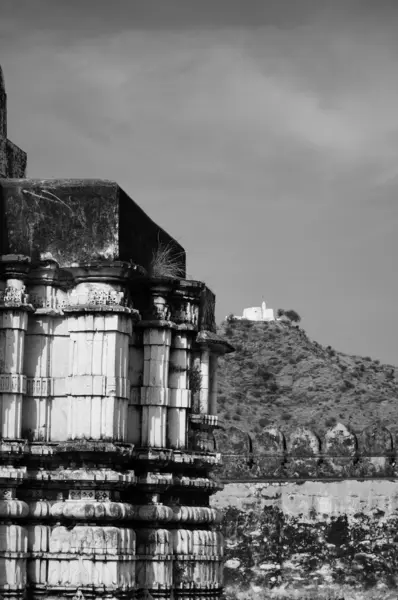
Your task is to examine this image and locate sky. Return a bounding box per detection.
[1,0,398,364]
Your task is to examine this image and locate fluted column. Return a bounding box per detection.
[141,327,171,448]
[0,270,31,439]
[168,332,191,449]
[66,310,131,441]
[209,354,218,416]
[199,348,210,414]
[23,259,69,441]
[127,330,144,445]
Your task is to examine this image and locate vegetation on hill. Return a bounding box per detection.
[217,318,398,442]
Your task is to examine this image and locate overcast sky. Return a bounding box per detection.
[1,0,398,363]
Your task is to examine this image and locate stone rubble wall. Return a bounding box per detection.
[210,424,398,598]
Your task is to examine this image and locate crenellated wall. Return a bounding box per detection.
[211,423,398,598]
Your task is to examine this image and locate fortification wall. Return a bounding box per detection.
[211,423,398,599]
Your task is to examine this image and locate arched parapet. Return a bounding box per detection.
[214,426,253,478]
[188,429,216,453]
[252,425,285,477]
[356,424,394,476]
[285,427,321,478]
[321,422,357,476]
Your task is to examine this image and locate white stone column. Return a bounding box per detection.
[208,354,219,416]
[199,348,210,414]
[23,315,69,442]
[127,330,143,445]
[66,311,131,441]
[141,327,171,448]
[167,332,191,449]
[0,307,28,438]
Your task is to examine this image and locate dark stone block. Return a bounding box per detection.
[6,140,27,178]
[0,179,185,273]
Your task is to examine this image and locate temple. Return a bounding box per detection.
[229,300,276,322]
[0,67,232,600]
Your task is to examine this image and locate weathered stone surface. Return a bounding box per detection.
[285,427,321,478]
[214,426,252,478]
[322,422,357,476]
[358,424,394,476]
[252,425,285,477]
[213,479,398,598]
[0,179,185,272]
[0,67,27,178]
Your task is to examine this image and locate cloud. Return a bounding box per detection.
[2,0,398,362]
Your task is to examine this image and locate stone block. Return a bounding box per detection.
[6,140,27,178]
[0,179,185,273]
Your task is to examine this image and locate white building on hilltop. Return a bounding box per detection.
[229,300,277,322]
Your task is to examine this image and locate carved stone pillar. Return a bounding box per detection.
[24,259,69,441]
[127,330,144,445]
[0,308,28,438]
[168,332,191,449]
[199,348,210,414]
[141,327,171,448]
[0,257,32,440]
[209,354,219,416]
[65,309,132,441]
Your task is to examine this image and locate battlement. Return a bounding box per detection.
[214,422,396,480]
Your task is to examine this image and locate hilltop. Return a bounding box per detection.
[217,318,398,442]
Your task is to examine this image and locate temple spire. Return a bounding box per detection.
[0,64,27,178]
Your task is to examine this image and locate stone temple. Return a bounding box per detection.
[0,66,232,599]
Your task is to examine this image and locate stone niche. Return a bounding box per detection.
[0,178,233,600]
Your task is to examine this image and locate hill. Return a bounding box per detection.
[216,318,398,442]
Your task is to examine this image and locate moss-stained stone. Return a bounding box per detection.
[0,179,185,272]
[213,480,398,598]
[252,426,285,478]
[285,427,321,477]
[214,427,253,478]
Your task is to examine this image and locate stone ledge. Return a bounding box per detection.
[0,374,26,393]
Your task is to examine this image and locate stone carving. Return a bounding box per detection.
[0,285,29,306]
[68,288,125,307]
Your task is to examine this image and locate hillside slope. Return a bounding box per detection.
[217,318,398,441]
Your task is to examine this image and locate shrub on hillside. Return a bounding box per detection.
[256,366,273,381]
[284,309,301,323]
[281,412,292,421]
